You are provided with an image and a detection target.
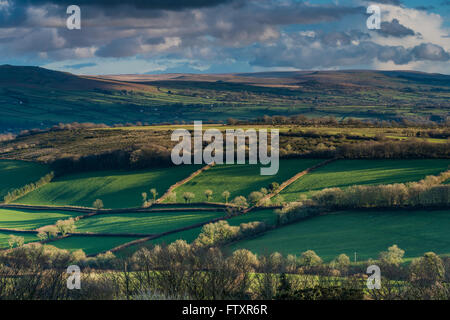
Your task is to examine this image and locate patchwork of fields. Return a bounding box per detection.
[0,158,449,259]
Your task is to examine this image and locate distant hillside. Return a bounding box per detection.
[0,65,448,131]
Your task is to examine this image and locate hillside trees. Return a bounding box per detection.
[3,172,54,203]
[182,192,195,204]
[93,199,104,210]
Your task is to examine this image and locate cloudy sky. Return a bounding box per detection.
[0,0,449,74]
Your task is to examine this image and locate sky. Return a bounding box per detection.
[0,0,449,75]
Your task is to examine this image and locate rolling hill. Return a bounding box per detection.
[0,65,449,131]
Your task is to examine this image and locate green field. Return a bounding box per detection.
[48,235,142,255]
[0,160,50,200]
[229,209,450,261]
[227,209,278,227]
[0,231,39,249]
[280,159,450,201]
[0,208,80,230]
[169,159,321,203]
[14,166,201,208]
[115,209,278,257]
[75,210,224,235]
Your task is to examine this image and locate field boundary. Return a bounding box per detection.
[0,228,38,234]
[0,203,226,215]
[251,158,338,210]
[156,163,215,203]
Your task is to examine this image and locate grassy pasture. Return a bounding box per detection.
[227,209,278,227]
[0,160,50,200]
[169,159,322,203]
[228,209,450,261]
[0,208,80,230]
[280,159,450,201]
[48,236,141,255]
[115,209,278,257]
[14,165,201,209]
[0,231,39,249]
[75,211,224,235]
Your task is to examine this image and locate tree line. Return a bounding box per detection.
[3,172,54,203]
[0,240,449,300]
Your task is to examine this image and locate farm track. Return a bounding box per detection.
[156,163,214,203]
[250,158,339,211]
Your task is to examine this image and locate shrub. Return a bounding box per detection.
[248,191,264,205]
[204,189,213,202]
[379,245,405,267]
[299,250,322,267]
[8,235,25,249]
[222,190,230,203]
[232,196,248,208]
[56,218,76,236]
[166,192,177,203]
[409,252,445,286]
[194,221,240,247]
[182,192,195,204]
[93,199,104,210]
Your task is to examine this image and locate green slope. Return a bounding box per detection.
[48,236,141,255]
[0,160,50,199]
[229,209,450,261]
[14,165,201,208]
[75,211,224,235]
[0,208,80,230]
[280,159,450,201]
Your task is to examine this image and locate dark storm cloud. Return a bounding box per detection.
[411,43,450,61]
[1,0,448,71]
[12,0,232,10]
[377,19,416,38]
[96,37,143,58]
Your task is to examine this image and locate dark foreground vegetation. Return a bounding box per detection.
[0,241,449,300]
